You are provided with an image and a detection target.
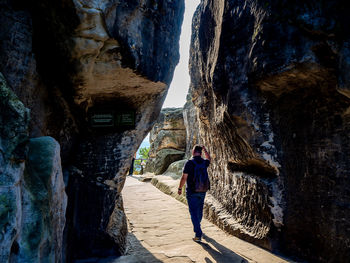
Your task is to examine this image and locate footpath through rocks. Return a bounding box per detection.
[109,176,294,263]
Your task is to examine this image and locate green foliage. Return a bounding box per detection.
[134,159,141,166]
[134,159,145,174]
[139,147,150,159]
[132,147,149,174]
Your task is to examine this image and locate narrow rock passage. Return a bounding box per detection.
[119,177,293,263]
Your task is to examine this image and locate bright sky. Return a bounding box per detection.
[137,1,200,156]
[162,0,200,108]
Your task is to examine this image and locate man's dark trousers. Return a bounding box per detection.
[187,192,206,238]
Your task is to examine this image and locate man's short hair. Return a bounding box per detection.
[193,145,202,154]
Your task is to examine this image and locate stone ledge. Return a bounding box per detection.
[150,176,187,205]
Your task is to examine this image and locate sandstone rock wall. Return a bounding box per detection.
[20,137,67,263]
[149,107,187,157]
[0,0,184,261]
[183,95,199,158]
[146,108,186,175]
[0,75,67,263]
[189,0,350,262]
[0,73,29,263]
[65,2,184,259]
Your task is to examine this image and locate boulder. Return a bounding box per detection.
[189,1,350,262]
[146,108,187,174]
[17,137,67,263]
[149,108,186,158]
[150,108,186,141]
[163,159,187,179]
[147,149,185,175]
[149,130,186,158]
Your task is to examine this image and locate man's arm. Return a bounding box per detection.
[178,173,188,195]
[202,146,211,162]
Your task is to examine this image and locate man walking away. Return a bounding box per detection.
[178,145,211,242]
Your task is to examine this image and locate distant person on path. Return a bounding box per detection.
[178,145,211,242]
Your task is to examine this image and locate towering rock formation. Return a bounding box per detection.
[183,95,199,158]
[146,108,186,175]
[0,75,67,262]
[0,0,184,261]
[189,0,350,262]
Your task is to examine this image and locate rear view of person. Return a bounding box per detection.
[178,145,211,242]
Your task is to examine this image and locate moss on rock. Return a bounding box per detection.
[0,73,29,160]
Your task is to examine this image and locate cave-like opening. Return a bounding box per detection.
[132,0,200,176]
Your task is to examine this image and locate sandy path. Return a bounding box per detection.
[116,177,293,263]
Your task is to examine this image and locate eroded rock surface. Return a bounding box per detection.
[0,0,184,261]
[189,0,350,262]
[183,95,199,158]
[163,159,187,179]
[146,108,186,175]
[65,2,184,259]
[19,137,67,263]
[0,75,66,262]
[0,73,29,262]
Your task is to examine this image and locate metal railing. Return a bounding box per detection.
[131,158,148,175]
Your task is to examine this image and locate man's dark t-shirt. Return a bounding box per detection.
[183,156,210,194]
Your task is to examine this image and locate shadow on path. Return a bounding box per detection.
[199,234,249,263]
[75,232,163,263]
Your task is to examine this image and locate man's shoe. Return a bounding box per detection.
[193,236,201,243]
